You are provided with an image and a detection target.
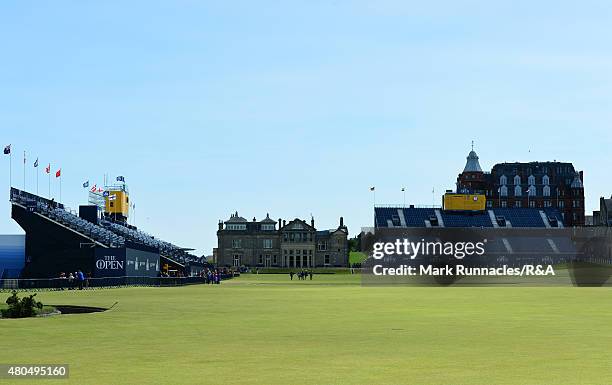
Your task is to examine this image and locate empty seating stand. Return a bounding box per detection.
[375,206,565,229]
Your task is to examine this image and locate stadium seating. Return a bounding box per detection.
[492,208,546,228]
[375,207,436,228]
[100,219,197,264]
[375,206,565,229]
[403,208,436,226]
[10,192,125,248]
[440,211,493,228]
[543,208,564,227]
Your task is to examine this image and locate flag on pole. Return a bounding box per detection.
[116,176,125,182]
[401,187,405,192]
[83,181,89,188]
[90,184,97,192]
[23,151,26,164]
[34,158,38,168]
[97,187,103,193]
[55,169,61,178]
[3,145,10,155]
[370,186,375,191]
[45,164,50,174]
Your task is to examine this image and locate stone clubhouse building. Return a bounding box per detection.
[216,212,349,268]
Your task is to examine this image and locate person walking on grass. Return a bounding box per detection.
[289,271,294,280]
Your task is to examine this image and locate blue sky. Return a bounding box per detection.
[1,1,611,255]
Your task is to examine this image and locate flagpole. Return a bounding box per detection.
[36,164,39,195]
[59,172,62,202]
[432,187,435,208]
[9,151,12,188]
[23,151,25,191]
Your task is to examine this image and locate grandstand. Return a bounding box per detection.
[372,192,581,269]
[375,206,565,229]
[9,187,198,278]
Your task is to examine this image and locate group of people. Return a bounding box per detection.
[58,270,89,290]
[289,270,313,280]
[200,268,222,284]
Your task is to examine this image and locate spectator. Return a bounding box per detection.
[77,270,85,290]
[67,272,74,290]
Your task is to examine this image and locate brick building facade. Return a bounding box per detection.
[456,149,585,226]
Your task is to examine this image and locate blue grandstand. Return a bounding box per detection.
[375,206,565,229]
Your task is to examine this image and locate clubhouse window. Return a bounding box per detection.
[232,239,242,249]
[258,255,263,264]
[263,239,272,249]
[515,201,522,208]
[324,255,330,265]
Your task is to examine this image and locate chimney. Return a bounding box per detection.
[283,220,286,227]
[218,220,223,230]
[278,218,282,229]
[311,217,315,228]
[340,216,344,227]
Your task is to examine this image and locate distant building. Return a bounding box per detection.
[594,196,612,226]
[456,148,585,226]
[216,212,348,268]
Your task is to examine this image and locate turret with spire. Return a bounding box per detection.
[463,141,483,172]
[456,142,486,194]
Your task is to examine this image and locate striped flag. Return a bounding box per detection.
[3,144,10,155]
[34,158,38,168]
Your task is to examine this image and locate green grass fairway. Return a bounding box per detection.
[2,274,612,385]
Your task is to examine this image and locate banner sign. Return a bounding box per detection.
[94,248,126,277]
